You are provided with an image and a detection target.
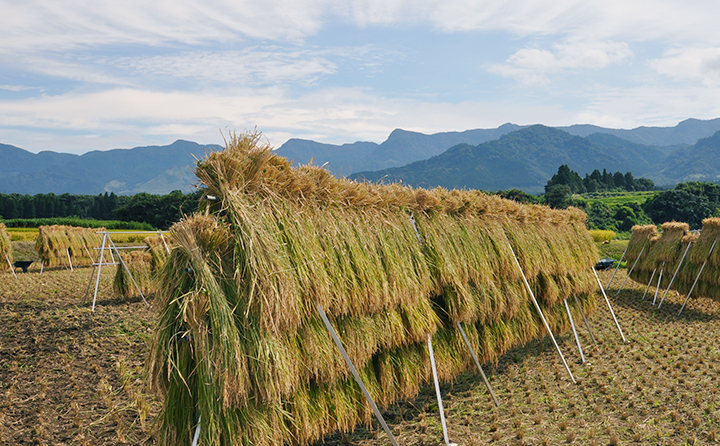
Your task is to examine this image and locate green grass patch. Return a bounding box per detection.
[1,217,155,230]
[597,239,628,265]
[581,190,657,206]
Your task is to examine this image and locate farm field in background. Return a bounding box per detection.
[1,248,720,445]
[580,191,657,207]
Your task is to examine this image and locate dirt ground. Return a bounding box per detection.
[1,255,720,445]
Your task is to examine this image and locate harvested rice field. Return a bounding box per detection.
[2,259,720,445]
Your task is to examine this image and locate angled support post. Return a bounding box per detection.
[317,304,399,446]
[679,238,718,316]
[428,333,452,446]
[191,415,201,446]
[593,267,626,343]
[509,242,575,383]
[606,244,628,289]
[107,236,149,307]
[457,322,499,406]
[574,294,597,345]
[642,268,657,300]
[564,298,585,363]
[652,263,665,305]
[658,242,692,309]
[66,248,74,272]
[616,246,644,295]
[5,253,17,279]
[91,233,108,311]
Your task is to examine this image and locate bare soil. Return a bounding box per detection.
[1,255,720,445]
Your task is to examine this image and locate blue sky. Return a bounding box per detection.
[2,1,720,154]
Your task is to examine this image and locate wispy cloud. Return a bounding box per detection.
[650,47,720,87]
[489,40,633,85]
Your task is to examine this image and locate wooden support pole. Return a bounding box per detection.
[509,243,576,383]
[574,294,597,345]
[616,246,644,295]
[428,333,452,446]
[5,253,17,279]
[652,264,665,306]
[679,238,718,316]
[658,242,692,309]
[317,304,399,446]
[593,267,627,343]
[606,244,628,289]
[564,298,585,363]
[642,268,657,300]
[457,322,499,406]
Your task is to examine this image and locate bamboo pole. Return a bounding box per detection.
[564,298,585,363]
[606,244,627,289]
[679,238,718,316]
[428,333,452,446]
[642,268,657,300]
[4,253,17,279]
[574,294,597,345]
[658,242,692,309]
[616,246,644,295]
[107,236,149,307]
[317,304,399,446]
[593,267,627,343]
[652,264,665,305]
[508,242,576,383]
[457,322,499,407]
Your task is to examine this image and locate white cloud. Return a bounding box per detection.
[650,47,720,87]
[490,40,633,85]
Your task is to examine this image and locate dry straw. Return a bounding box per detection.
[148,131,601,446]
[0,222,12,271]
[35,225,105,268]
[113,234,173,298]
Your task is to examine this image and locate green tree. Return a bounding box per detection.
[644,189,712,229]
[545,184,571,209]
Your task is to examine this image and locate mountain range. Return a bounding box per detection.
[2,118,720,195]
[0,140,221,195]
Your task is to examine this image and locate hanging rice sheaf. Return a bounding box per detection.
[148,131,601,446]
[35,225,105,268]
[0,222,12,271]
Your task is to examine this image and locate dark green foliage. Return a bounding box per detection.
[580,201,652,232]
[644,187,715,229]
[544,184,571,209]
[0,189,201,230]
[495,189,540,204]
[1,218,154,230]
[547,165,585,193]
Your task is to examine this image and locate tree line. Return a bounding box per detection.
[0,190,202,230]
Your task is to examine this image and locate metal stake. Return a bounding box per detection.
[658,242,692,309]
[107,236,149,307]
[652,265,664,305]
[564,298,585,363]
[66,248,74,272]
[642,268,657,300]
[616,246,644,295]
[5,253,17,279]
[92,233,108,311]
[428,333,451,446]
[40,258,44,274]
[508,243,575,383]
[574,294,597,345]
[317,304,399,446]
[457,322,499,407]
[679,238,718,316]
[606,244,628,289]
[593,267,626,343]
[191,414,201,446]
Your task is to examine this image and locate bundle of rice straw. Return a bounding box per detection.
[114,250,154,298]
[0,223,11,271]
[113,234,172,298]
[35,225,105,268]
[148,131,601,446]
